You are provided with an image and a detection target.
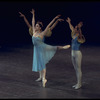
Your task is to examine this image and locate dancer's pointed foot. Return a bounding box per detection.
[42,79,47,88]
[75,84,82,89]
[72,84,82,89]
[62,45,70,49]
[35,77,42,82]
[72,84,77,88]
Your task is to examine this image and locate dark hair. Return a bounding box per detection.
[36,21,43,30]
[80,21,83,24]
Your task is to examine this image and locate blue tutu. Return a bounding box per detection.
[32,36,57,72]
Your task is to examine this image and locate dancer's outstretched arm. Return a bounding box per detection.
[30,9,35,34]
[50,18,64,31]
[66,17,74,32]
[46,15,61,29]
[19,12,33,36]
[42,15,62,36]
[19,12,31,28]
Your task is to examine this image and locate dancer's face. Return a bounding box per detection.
[77,22,83,28]
[75,25,79,36]
[35,24,41,31]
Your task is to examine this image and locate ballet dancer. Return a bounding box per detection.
[30,9,70,87]
[66,17,85,89]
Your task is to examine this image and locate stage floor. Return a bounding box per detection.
[0,44,100,99]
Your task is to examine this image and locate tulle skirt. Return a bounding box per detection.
[32,36,57,72]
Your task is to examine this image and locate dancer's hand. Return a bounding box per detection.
[30,8,35,14]
[66,17,71,23]
[55,15,61,19]
[19,12,25,17]
[78,21,83,28]
[58,18,64,22]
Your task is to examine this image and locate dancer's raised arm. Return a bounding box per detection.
[50,18,64,31]
[19,12,33,36]
[19,12,31,28]
[31,9,35,34]
[66,17,74,32]
[42,15,63,36]
[46,15,61,29]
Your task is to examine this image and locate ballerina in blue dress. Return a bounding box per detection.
[19,9,70,88]
[19,9,70,87]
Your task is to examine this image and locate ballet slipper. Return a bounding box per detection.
[72,84,77,88]
[74,84,82,89]
[42,79,47,87]
[62,45,70,49]
[35,77,42,82]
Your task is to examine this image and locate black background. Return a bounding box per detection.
[0,0,100,46]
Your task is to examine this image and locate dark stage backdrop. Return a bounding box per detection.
[0,1,100,47]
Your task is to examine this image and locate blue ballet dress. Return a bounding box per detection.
[32,36,57,72]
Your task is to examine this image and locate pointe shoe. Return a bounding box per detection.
[42,79,47,88]
[63,45,70,49]
[74,84,82,89]
[35,78,42,82]
[72,84,77,88]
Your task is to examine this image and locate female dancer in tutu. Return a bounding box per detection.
[66,17,85,89]
[19,9,70,87]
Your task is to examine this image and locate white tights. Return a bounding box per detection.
[36,68,46,81]
[71,50,82,89]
